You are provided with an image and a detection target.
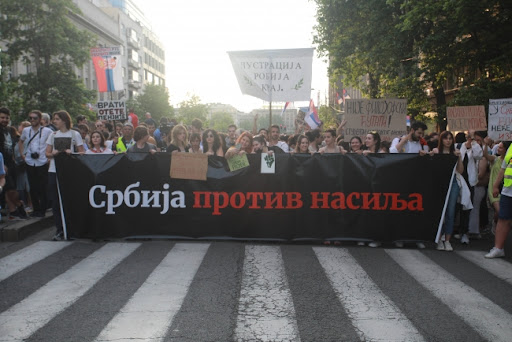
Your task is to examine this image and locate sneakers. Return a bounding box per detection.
[485,247,505,259]
[9,207,27,220]
[437,241,445,251]
[52,232,64,241]
[357,242,366,246]
[416,242,426,249]
[444,241,453,252]
[368,242,381,248]
[395,241,404,248]
[453,234,461,239]
[461,234,470,244]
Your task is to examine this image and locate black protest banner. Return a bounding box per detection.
[56,153,456,241]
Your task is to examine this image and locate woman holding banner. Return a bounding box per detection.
[85,131,113,155]
[202,129,224,157]
[362,131,381,156]
[433,131,465,251]
[166,124,189,153]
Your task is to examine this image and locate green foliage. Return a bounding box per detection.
[209,112,234,132]
[313,0,512,127]
[176,94,208,125]
[127,84,174,123]
[318,105,338,129]
[0,0,96,123]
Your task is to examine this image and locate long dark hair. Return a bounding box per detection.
[202,129,221,155]
[437,131,455,154]
[366,131,381,152]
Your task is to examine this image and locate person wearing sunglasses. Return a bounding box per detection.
[202,129,224,157]
[18,110,53,218]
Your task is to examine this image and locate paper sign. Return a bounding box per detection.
[488,98,512,140]
[261,153,275,174]
[170,153,208,180]
[227,154,250,172]
[446,106,487,131]
[96,100,127,121]
[344,99,408,141]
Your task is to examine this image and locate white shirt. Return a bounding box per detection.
[390,137,429,153]
[46,130,83,173]
[459,141,483,187]
[20,126,53,167]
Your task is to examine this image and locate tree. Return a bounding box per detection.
[0,0,97,122]
[209,112,234,132]
[127,84,174,123]
[176,94,208,125]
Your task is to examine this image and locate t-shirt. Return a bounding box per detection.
[46,130,83,173]
[127,143,157,153]
[85,147,113,155]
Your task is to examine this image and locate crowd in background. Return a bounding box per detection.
[0,106,510,259]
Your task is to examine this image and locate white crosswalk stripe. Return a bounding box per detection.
[235,245,300,342]
[0,241,73,282]
[314,247,425,342]
[456,250,512,286]
[1,241,512,342]
[94,243,210,342]
[0,242,140,342]
[387,249,512,342]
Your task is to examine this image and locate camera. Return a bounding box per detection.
[30,152,40,159]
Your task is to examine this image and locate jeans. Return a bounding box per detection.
[443,177,461,236]
[26,164,48,214]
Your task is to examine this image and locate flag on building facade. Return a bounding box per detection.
[90,47,124,92]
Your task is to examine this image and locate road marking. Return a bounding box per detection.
[94,243,210,342]
[314,247,424,342]
[456,250,512,286]
[387,249,512,342]
[0,242,139,342]
[0,241,73,282]
[235,245,300,342]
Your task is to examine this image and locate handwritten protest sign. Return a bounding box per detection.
[344,99,407,141]
[170,153,208,181]
[446,106,487,131]
[488,98,512,141]
[227,154,250,172]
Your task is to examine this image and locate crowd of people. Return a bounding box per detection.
[0,106,510,259]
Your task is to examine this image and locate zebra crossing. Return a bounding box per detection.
[0,240,511,342]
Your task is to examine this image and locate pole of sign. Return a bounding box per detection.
[269,101,272,126]
[269,55,272,126]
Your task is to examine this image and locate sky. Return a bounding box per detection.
[133,0,329,112]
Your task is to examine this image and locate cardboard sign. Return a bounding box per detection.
[227,154,250,172]
[488,98,512,140]
[446,106,487,131]
[170,153,208,181]
[344,99,408,141]
[261,153,276,174]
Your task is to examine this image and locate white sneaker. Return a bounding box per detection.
[453,234,461,239]
[461,234,470,244]
[437,241,445,251]
[441,234,446,241]
[357,242,365,246]
[416,242,426,249]
[395,241,404,248]
[485,247,505,258]
[444,241,453,252]
[368,242,381,248]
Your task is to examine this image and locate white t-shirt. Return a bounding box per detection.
[85,147,113,155]
[46,130,83,173]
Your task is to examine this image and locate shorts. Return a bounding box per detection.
[498,194,512,220]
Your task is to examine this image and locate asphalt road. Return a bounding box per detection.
[0,227,511,342]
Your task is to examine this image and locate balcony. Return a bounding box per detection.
[128,80,141,89]
[128,36,140,49]
[128,58,140,69]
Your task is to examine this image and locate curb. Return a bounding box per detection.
[0,215,54,242]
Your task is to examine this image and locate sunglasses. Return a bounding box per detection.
[207,134,214,138]
[28,116,38,121]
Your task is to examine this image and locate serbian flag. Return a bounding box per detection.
[304,99,322,129]
[90,47,124,93]
[336,92,343,105]
[281,102,290,115]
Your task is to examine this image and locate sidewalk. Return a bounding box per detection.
[0,210,55,242]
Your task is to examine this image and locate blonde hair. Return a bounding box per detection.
[171,124,189,147]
